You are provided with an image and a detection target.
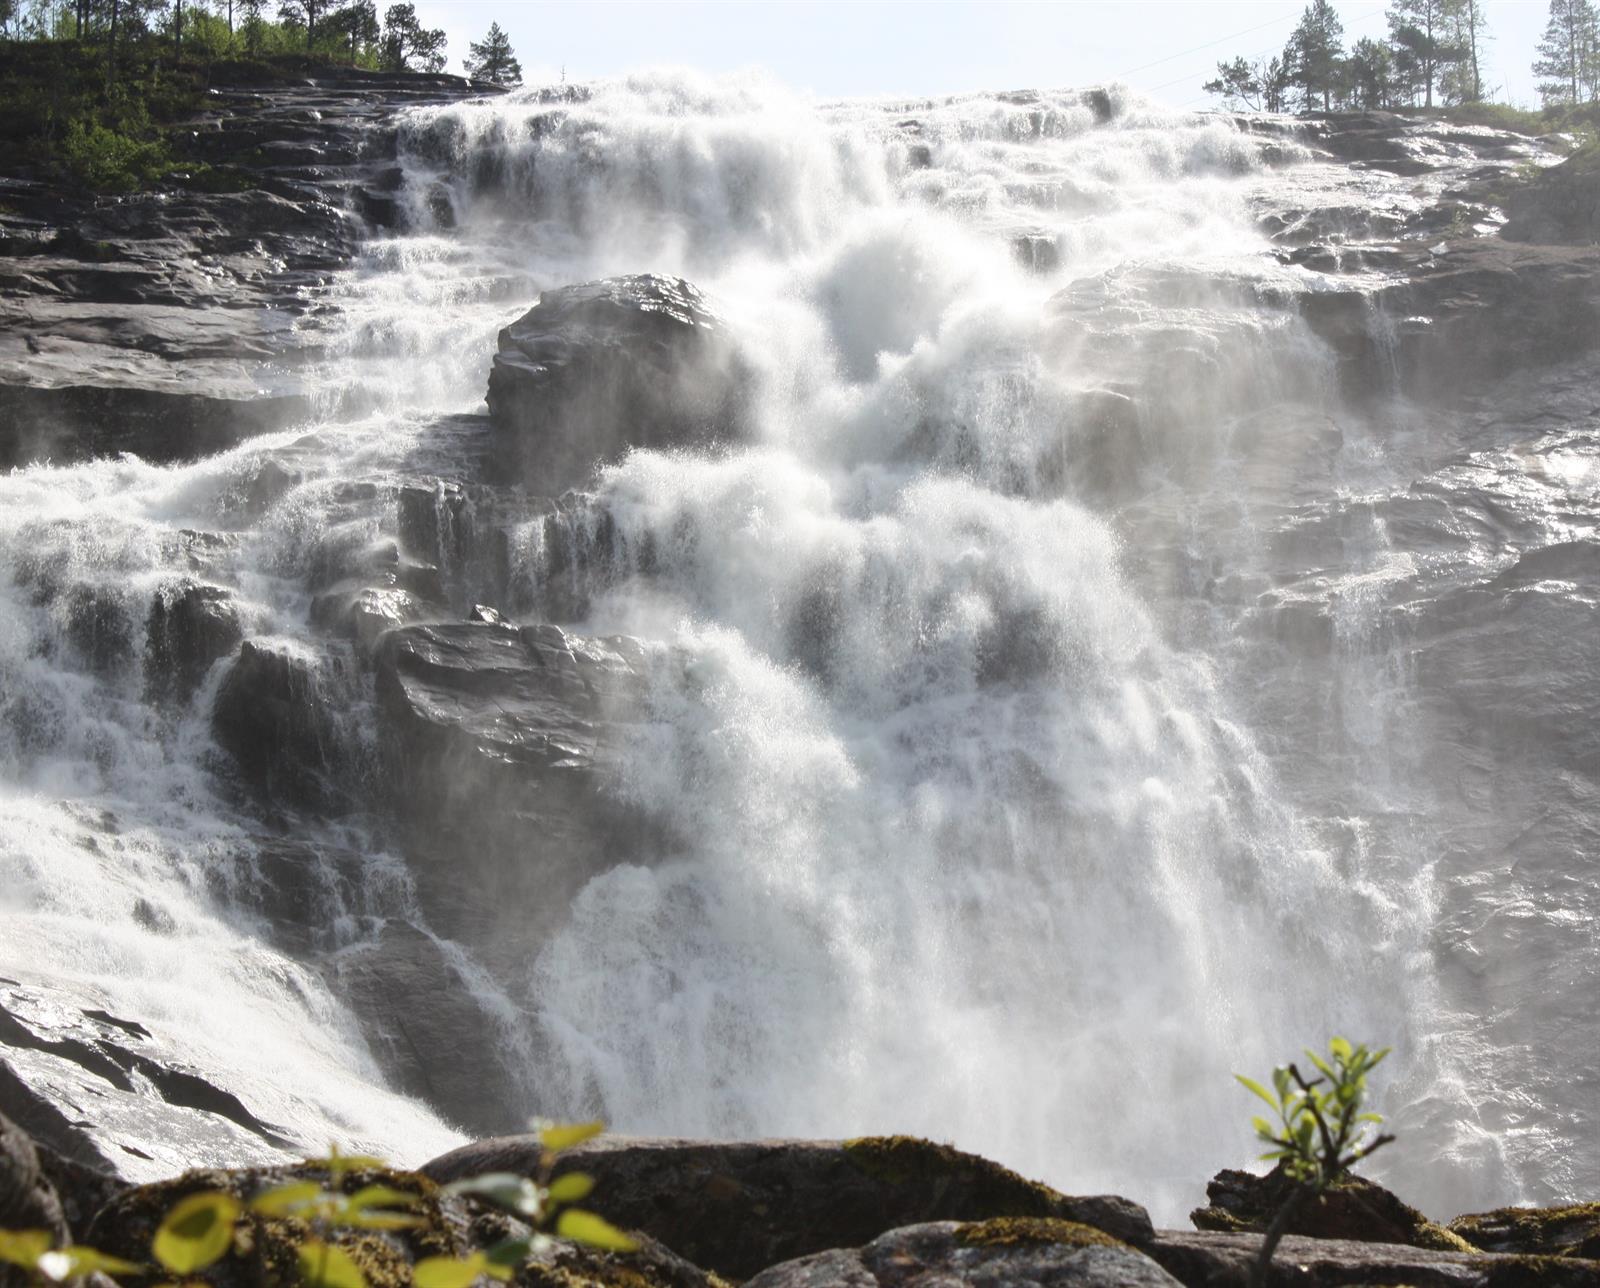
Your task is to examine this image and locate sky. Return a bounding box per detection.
[412,0,1556,110]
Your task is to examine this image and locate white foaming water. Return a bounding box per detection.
[0,70,1575,1217]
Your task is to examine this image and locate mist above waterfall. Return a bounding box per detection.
[1,68,1593,1225]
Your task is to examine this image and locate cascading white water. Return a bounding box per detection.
[0,68,1585,1220]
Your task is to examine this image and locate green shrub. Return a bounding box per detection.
[58,118,173,191]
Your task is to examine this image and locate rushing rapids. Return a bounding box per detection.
[1,71,1596,1225]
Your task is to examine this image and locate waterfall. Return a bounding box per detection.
[1,69,1588,1221]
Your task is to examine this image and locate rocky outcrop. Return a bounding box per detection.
[0,1109,69,1269]
[1190,1166,1473,1251]
[0,983,288,1183]
[1503,145,1600,245]
[422,1135,1152,1282]
[324,921,529,1138]
[372,620,653,959]
[1451,1203,1600,1260]
[1148,1228,1600,1288]
[0,69,486,468]
[485,274,748,492]
[747,1219,1181,1288]
[212,640,354,815]
[144,581,244,707]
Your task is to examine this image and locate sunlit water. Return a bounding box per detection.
[0,70,1591,1220]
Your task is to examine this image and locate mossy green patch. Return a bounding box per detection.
[841,1136,1064,1216]
[1450,1201,1600,1259]
[955,1217,1125,1251]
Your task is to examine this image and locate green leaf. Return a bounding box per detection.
[539,1121,605,1155]
[348,1185,420,1212]
[1234,1075,1279,1110]
[349,1211,426,1231]
[153,1191,242,1274]
[298,1241,367,1288]
[554,1209,637,1253]
[1250,1116,1275,1139]
[1305,1050,1334,1079]
[1272,1066,1292,1099]
[1329,1037,1352,1062]
[483,1237,531,1270]
[545,1173,595,1205]
[443,1173,542,1219]
[413,1254,485,1288]
[0,1230,54,1270]
[60,1246,144,1277]
[250,1181,326,1217]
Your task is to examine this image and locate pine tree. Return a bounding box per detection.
[464,19,520,85]
[1532,0,1600,105]
[1387,0,1465,107]
[380,1,444,72]
[1347,37,1397,109]
[1288,0,1345,111]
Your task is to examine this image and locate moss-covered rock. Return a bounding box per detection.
[747,1220,1180,1288]
[422,1135,1152,1281]
[954,1216,1125,1250]
[1191,1166,1474,1251]
[1450,1202,1600,1260]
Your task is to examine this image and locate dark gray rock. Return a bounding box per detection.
[1503,148,1600,246]
[421,1135,1152,1282]
[0,1109,68,1268]
[323,920,528,1137]
[144,580,244,707]
[212,640,353,814]
[1450,1202,1600,1260]
[1145,1228,1600,1288]
[746,1221,1180,1288]
[372,620,652,962]
[486,274,748,492]
[1190,1166,1473,1251]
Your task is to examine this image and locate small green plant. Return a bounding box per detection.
[1236,1038,1396,1288]
[0,1229,140,1283]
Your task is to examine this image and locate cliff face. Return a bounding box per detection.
[0,85,1598,1222]
[0,68,483,467]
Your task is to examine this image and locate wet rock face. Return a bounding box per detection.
[372,620,654,963]
[1504,146,1600,246]
[324,921,528,1138]
[212,640,355,815]
[421,1134,1153,1282]
[1450,1202,1600,1260]
[144,581,244,707]
[0,69,488,469]
[486,274,748,492]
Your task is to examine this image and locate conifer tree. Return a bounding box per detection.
[464,19,520,85]
[1288,0,1345,111]
[1532,0,1600,105]
[380,1,444,72]
[1387,0,1463,107]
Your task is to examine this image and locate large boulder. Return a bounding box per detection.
[144,580,244,707]
[485,274,747,492]
[212,640,356,815]
[372,620,654,963]
[746,1219,1180,1288]
[1190,1166,1474,1252]
[421,1135,1152,1282]
[324,921,529,1137]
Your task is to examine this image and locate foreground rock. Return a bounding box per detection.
[486,274,748,491]
[1148,1228,1600,1288]
[1504,145,1600,245]
[747,1219,1180,1288]
[1451,1202,1600,1260]
[422,1135,1152,1281]
[1191,1165,1474,1251]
